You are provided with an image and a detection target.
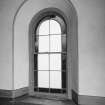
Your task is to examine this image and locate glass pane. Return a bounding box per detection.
[50,54,61,70]
[62,35,66,52]
[62,54,66,71]
[50,20,61,34]
[34,54,37,70]
[50,89,62,93]
[38,54,49,70]
[34,71,37,87]
[50,71,61,89]
[38,71,49,88]
[34,87,38,92]
[39,88,49,92]
[35,36,38,52]
[38,20,49,35]
[39,36,49,52]
[62,71,66,88]
[62,89,66,93]
[50,35,61,52]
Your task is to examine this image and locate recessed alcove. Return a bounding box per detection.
[14,0,78,100]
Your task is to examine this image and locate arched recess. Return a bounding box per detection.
[13,0,78,99]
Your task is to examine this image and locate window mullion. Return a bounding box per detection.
[49,19,50,92]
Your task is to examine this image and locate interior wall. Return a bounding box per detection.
[71,0,105,97]
[0,0,105,98]
[0,0,24,90]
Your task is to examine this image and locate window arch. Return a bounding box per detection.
[34,14,67,94]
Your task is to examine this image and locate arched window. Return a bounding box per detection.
[14,0,78,100]
[34,14,67,94]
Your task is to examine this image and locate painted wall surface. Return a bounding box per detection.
[0,0,105,98]
[71,0,105,97]
[0,0,24,90]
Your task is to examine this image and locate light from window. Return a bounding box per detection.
[50,19,61,34]
[34,15,66,93]
[38,20,49,35]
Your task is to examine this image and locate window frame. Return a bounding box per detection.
[34,14,67,94]
[29,8,68,99]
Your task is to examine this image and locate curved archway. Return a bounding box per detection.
[13,0,78,99]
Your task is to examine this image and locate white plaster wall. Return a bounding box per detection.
[0,0,105,98]
[0,0,24,90]
[71,0,105,97]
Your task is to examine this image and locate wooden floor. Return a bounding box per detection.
[0,95,76,105]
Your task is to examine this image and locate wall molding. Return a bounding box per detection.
[12,87,28,98]
[0,89,13,98]
[72,90,105,105]
[78,95,105,105]
[0,87,28,98]
[72,90,78,105]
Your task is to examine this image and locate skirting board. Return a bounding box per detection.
[0,87,28,98]
[12,87,28,98]
[72,90,105,105]
[78,95,105,105]
[72,90,78,105]
[0,89,13,98]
